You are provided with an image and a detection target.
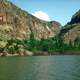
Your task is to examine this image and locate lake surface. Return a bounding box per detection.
[0,56,80,80]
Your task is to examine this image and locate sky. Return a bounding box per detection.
[10,0,80,25]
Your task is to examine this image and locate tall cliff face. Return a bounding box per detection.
[0,0,61,41]
[60,10,80,44]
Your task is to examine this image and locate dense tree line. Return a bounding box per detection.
[0,35,80,55]
[22,36,80,55]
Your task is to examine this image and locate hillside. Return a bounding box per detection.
[0,0,61,56]
[0,0,61,41]
[60,10,80,44]
[0,0,80,56]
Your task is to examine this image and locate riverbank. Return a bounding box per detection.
[0,51,80,56]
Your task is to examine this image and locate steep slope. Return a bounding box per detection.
[60,10,80,44]
[0,0,61,56]
[0,0,61,41]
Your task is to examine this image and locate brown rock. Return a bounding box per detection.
[0,0,61,40]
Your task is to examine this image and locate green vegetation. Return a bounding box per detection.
[0,35,80,55]
[21,36,80,55]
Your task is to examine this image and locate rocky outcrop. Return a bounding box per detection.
[60,10,80,44]
[0,0,61,56]
[0,0,61,41]
[69,10,80,24]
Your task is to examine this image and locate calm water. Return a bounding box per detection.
[0,56,80,80]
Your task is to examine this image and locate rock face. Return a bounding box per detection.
[0,0,61,41]
[69,10,80,24]
[60,10,80,44]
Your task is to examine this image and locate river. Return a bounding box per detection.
[0,55,80,80]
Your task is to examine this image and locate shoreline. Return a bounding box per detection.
[0,51,80,56]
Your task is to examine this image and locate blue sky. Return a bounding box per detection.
[10,0,80,25]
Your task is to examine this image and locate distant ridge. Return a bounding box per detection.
[60,9,80,44]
